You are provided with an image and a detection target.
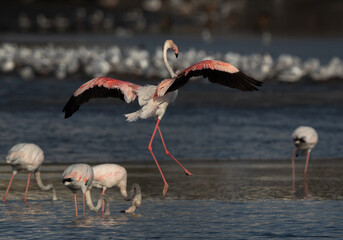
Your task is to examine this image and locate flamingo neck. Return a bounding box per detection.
[34,171,57,200]
[85,189,102,211]
[163,44,175,78]
[120,183,142,213]
[120,185,131,201]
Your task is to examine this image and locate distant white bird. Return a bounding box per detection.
[3,143,57,203]
[291,126,318,180]
[92,163,142,214]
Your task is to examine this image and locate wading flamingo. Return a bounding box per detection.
[63,40,263,197]
[291,126,318,181]
[92,163,142,214]
[62,163,95,218]
[3,143,57,203]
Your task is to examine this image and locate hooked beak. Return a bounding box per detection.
[62,178,72,184]
[175,53,178,58]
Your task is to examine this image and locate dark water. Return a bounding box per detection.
[1,36,343,238]
[0,76,342,162]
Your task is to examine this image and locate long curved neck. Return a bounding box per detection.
[85,189,103,212]
[163,43,175,78]
[34,171,57,200]
[85,189,110,215]
[120,183,142,213]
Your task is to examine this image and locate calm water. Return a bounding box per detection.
[0,76,342,162]
[1,36,343,238]
[1,161,343,239]
[1,199,343,239]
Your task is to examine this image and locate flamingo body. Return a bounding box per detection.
[3,143,57,203]
[7,143,44,173]
[92,164,127,190]
[92,163,142,213]
[292,126,318,151]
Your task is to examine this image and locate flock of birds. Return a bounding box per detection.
[3,143,142,218]
[0,42,343,82]
[2,40,319,219]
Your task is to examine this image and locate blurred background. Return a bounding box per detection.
[0,0,342,162]
[0,0,342,81]
[1,0,343,36]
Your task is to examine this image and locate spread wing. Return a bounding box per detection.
[165,60,263,94]
[63,77,141,118]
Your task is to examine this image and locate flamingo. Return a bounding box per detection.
[62,163,110,218]
[62,163,95,218]
[63,39,263,197]
[92,163,142,214]
[3,143,57,203]
[291,126,318,181]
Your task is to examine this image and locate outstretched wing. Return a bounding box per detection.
[165,60,263,94]
[63,77,141,118]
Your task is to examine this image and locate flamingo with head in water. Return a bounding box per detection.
[92,163,142,214]
[63,40,263,197]
[62,163,93,218]
[291,126,318,181]
[3,143,57,203]
[62,163,110,218]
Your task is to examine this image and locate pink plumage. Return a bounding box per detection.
[291,126,318,183]
[63,39,263,197]
[92,163,141,213]
[3,143,57,203]
[62,163,94,218]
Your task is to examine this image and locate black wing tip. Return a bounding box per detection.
[62,105,75,118]
[62,95,79,118]
[64,112,72,118]
[236,71,263,91]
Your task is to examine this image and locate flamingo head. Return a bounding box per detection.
[62,178,73,185]
[164,39,178,58]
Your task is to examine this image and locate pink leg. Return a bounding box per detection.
[304,176,309,198]
[24,172,31,203]
[148,119,169,197]
[73,193,78,218]
[304,150,311,177]
[291,148,297,187]
[83,193,86,218]
[157,125,192,176]
[101,188,106,214]
[3,173,16,203]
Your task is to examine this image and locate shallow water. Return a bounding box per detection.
[1,161,343,239]
[2,199,343,239]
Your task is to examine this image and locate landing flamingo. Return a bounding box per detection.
[63,40,263,197]
[92,163,142,214]
[3,143,57,203]
[291,126,318,181]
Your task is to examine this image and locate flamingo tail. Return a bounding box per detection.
[124,111,140,122]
